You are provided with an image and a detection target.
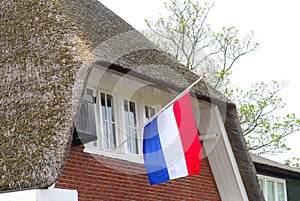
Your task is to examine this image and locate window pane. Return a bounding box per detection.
[107,94,112,107]
[101,93,107,120]
[145,105,155,122]
[102,122,108,149]
[78,101,89,129]
[131,127,138,154]
[101,93,116,150]
[124,99,138,154]
[150,107,155,118]
[277,182,285,201]
[108,123,116,149]
[124,100,129,126]
[126,127,131,152]
[145,106,149,119]
[129,101,136,126]
[258,178,264,193]
[107,95,114,121]
[267,180,275,201]
[107,106,113,121]
[100,93,106,106]
[124,100,128,111]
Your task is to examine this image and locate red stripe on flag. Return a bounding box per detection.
[173,92,201,175]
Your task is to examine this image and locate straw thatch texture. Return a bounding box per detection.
[0,0,263,199]
[0,0,95,190]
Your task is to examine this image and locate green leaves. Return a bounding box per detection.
[285,157,300,168]
[230,81,300,156]
[143,0,300,165]
[144,0,214,70]
[210,26,259,90]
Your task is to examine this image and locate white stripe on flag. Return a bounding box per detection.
[157,106,188,179]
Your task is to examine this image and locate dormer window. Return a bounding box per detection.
[78,87,159,160]
[75,67,178,163]
[100,92,116,150]
[124,99,138,154]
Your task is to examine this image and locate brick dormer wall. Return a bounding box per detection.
[56,145,221,201]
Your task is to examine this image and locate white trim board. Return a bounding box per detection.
[0,189,78,201]
[200,106,249,201]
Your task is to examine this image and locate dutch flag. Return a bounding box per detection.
[143,91,202,185]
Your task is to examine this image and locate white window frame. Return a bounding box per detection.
[144,105,156,122]
[122,98,140,154]
[257,174,287,201]
[99,91,117,150]
[84,89,157,163]
[82,68,174,164]
[138,101,161,153]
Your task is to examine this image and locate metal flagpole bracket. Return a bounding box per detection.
[200,133,219,141]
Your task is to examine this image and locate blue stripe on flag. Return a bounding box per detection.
[143,117,170,185]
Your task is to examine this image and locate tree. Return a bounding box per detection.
[144,0,258,91]
[285,157,300,168]
[144,0,300,158]
[227,81,300,155]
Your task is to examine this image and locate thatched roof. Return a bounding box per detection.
[0,0,263,200]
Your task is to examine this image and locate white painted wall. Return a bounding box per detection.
[0,189,78,201]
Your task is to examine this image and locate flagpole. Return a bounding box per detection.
[115,74,205,150]
[142,74,205,127]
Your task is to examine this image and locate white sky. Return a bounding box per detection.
[100,0,300,163]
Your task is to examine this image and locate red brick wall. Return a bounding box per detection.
[56,145,221,201]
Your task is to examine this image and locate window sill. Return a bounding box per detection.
[83,145,144,164]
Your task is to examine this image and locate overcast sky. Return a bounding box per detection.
[100,0,300,163]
